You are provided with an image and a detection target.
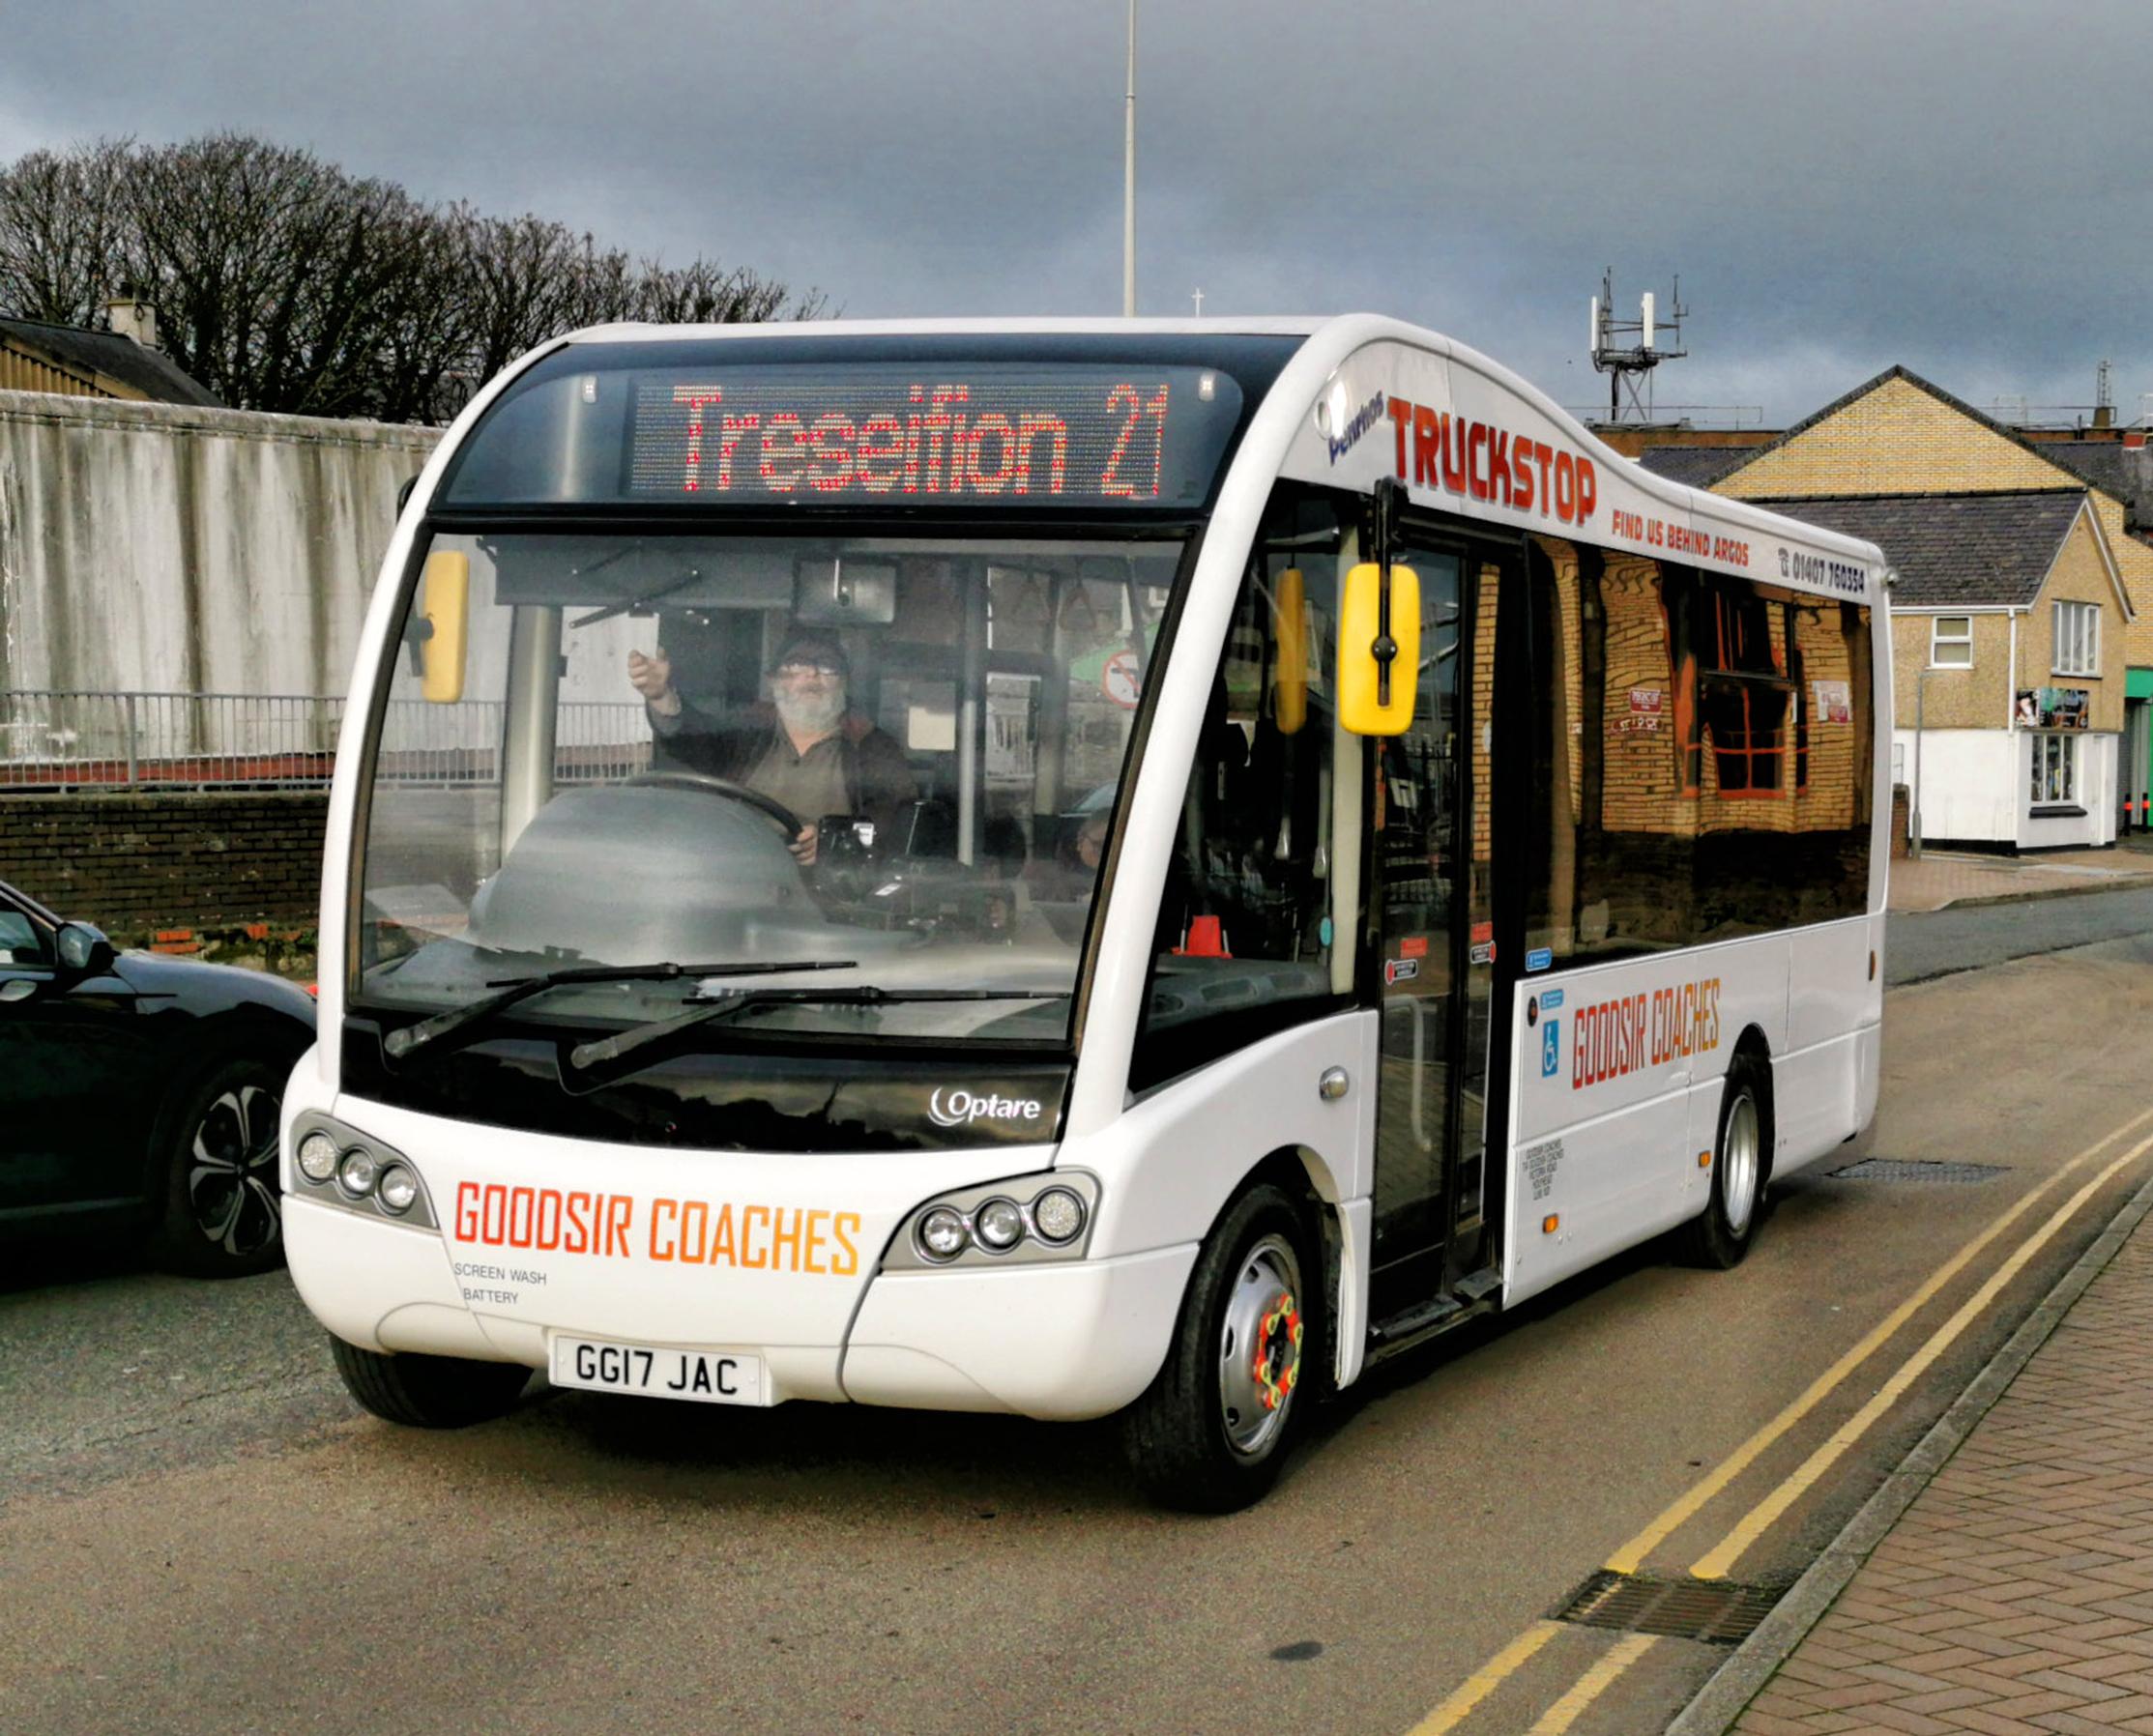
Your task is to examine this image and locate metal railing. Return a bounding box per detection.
[0,690,652,790]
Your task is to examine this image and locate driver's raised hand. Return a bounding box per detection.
[627,648,681,715]
[788,824,819,866]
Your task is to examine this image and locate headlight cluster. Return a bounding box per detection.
[892,1173,1098,1271]
[289,1116,435,1229]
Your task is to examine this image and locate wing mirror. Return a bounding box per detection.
[418,550,470,703]
[1338,560,1420,735]
[54,921,117,977]
[1338,477,1420,737]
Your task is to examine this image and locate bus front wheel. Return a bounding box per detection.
[1120,1183,1319,1513]
[1683,1054,1772,1270]
[329,1336,531,1429]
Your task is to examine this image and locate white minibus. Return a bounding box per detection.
[283,317,1889,1508]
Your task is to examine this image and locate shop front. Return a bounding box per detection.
[2017,683,2116,850]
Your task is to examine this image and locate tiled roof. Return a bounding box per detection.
[1746,490,2088,609]
[2026,440,2151,534]
[1634,446,1750,487]
[0,316,221,407]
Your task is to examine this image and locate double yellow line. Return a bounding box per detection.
[1406,1104,2153,1736]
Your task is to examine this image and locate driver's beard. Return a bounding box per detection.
[775,686,846,738]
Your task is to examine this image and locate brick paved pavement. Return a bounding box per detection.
[1889,842,2153,914]
[1727,1207,2153,1735]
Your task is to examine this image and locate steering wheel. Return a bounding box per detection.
[625,771,803,838]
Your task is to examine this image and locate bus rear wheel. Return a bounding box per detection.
[1683,1053,1771,1270]
[330,1336,531,1429]
[1121,1183,1319,1513]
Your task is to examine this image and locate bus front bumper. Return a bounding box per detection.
[840,1245,1197,1419]
[285,1196,1195,1423]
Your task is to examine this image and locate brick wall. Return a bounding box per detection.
[0,793,326,936]
[1718,378,2062,498]
[2029,513,2130,733]
[1891,612,2014,730]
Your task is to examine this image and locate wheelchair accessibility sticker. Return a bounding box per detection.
[1541,1018,1561,1078]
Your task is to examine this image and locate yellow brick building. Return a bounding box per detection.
[1643,368,2144,850]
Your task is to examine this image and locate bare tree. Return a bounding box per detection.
[450,214,823,391]
[632,257,826,326]
[0,134,822,420]
[0,138,135,326]
[454,211,615,389]
[128,136,444,416]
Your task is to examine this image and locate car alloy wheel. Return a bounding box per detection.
[187,1082,282,1259]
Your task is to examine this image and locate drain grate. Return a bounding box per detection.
[1830,1159,2008,1184]
[1552,1570,1783,1644]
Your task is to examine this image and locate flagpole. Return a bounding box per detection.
[1122,0,1136,317]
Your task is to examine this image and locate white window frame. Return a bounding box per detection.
[1929,615,1973,668]
[2052,600,2099,677]
[2030,732,2080,807]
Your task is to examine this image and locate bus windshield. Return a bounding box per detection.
[354,529,1177,1049]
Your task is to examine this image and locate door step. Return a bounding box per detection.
[1369,1294,1464,1345]
[1454,1265,1502,1301]
[1365,1266,1502,1360]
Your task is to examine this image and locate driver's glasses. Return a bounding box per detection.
[774,660,842,681]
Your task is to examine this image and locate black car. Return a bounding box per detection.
[0,879,316,1277]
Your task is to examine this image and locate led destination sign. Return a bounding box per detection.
[626,365,1242,507]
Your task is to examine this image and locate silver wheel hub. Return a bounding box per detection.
[1723,1089,1760,1236]
[1217,1233,1305,1460]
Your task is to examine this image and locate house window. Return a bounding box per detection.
[1930,616,1973,668]
[2030,734,2080,807]
[2053,601,2099,677]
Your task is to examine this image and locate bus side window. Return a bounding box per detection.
[1524,535,1875,968]
[1133,517,1347,1089]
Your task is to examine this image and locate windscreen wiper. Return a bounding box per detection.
[567,987,1068,1073]
[567,563,709,629]
[383,958,858,1062]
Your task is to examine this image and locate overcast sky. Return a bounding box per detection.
[5,1,2149,427]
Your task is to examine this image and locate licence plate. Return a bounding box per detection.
[549,1336,767,1406]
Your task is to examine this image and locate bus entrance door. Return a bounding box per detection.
[1367,544,1513,1342]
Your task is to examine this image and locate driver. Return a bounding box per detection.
[627,629,916,865]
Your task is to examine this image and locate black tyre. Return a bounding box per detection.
[1120,1183,1321,1513]
[147,1055,290,1279]
[1682,1052,1772,1270]
[329,1335,531,1429]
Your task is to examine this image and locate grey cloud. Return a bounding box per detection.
[5,0,2149,422]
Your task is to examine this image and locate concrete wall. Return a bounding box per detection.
[0,388,438,697]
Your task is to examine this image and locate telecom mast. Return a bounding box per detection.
[1589,269,1687,423]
